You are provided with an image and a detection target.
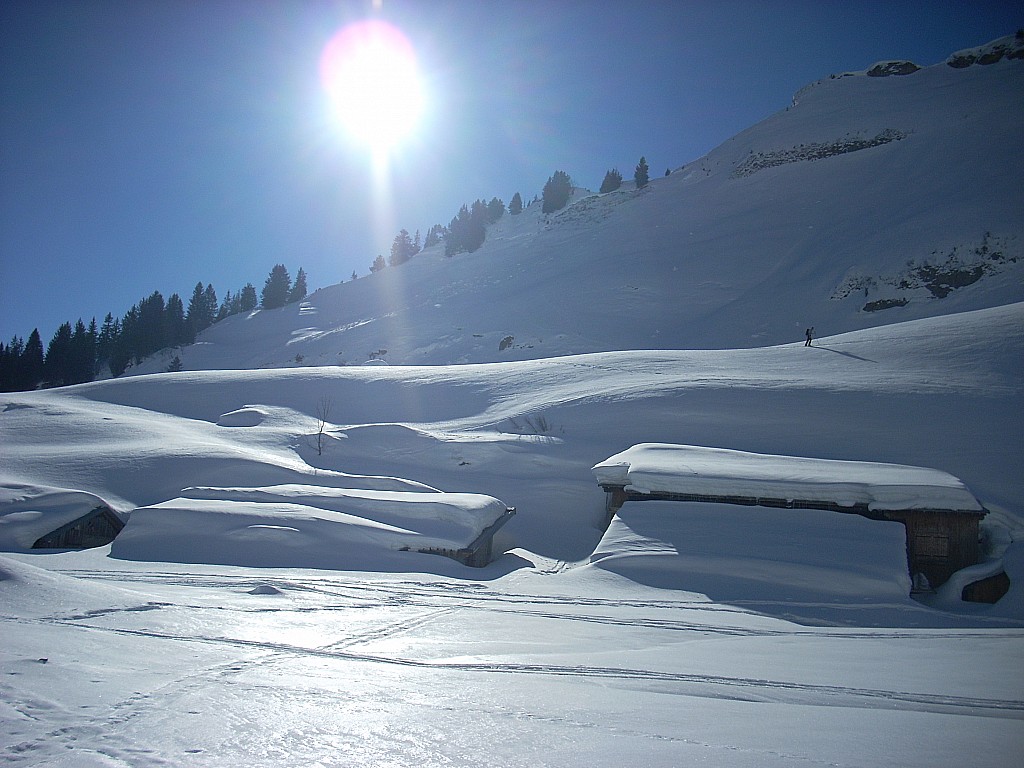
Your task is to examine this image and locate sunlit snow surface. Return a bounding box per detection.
[2,305,1024,766]
[3,42,1024,766]
[593,443,983,510]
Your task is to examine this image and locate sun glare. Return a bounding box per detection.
[320,20,426,155]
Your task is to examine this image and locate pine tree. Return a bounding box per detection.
[186,283,209,342]
[0,337,23,392]
[288,267,308,303]
[45,322,73,387]
[369,254,386,273]
[424,224,444,248]
[634,156,649,189]
[0,340,12,392]
[203,284,218,322]
[216,291,233,321]
[86,318,99,376]
[509,192,523,215]
[21,329,44,389]
[138,291,166,358]
[240,283,258,312]
[109,308,134,377]
[261,265,291,309]
[542,170,573,213]
[444,209,464,256]
[487,197,505,222]
[600,169,622,193]
[165,293,187,347]
[350,270,358,281]
[68,319,95,384]
[390,230,415,266]
[96,314,118,372]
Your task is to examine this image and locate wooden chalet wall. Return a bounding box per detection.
[883,509,983,588]
[32,506,125,550]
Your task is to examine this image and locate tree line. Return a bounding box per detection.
[0,264,308,391]
[365,156,656,275]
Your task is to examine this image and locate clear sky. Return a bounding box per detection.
[1,0,1020,344]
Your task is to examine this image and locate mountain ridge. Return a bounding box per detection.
[129,35,1023,374]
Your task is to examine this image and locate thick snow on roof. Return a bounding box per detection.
[0,484,119,550]
[110,484,510,569]
[593,443,983,512]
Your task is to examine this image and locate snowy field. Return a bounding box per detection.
[3,39,1024,766]
[3,304,1023,766]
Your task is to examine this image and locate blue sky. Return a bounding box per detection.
[1,0,1020,344]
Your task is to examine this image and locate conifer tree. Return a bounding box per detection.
[487,197,505,222]
[21,329,44,389]
[68,319,95,385]
[634,156,649,189]
[0,340,14,392]
[288,267,308,303]
[45,322,73,387]
[509,192,523,215]
[261,265,291,309]
[0,337,24,391]
[424,224,444,248]
[203,284,218,322]
[370,254,386,273]
[186,283,210,342]
[542,170,573,213]
[165,293,187,347]
[96,314,118,371]
[240,283,258,312]
[216,291,233,321]
[600,169,623,193]
[390,230,415,266]
[86,318,99,376]
[138,291,166,357]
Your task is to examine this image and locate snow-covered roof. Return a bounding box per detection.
[110,484,512,568]
[0,484,120,551]
[593,444,982,513]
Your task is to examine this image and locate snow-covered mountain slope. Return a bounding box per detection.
[133,35,1023,374]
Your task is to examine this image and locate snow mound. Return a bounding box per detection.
[248,584,284,595]
[589,500,915,624]
[593,444,982,512]
[110,484,511,570]
[216,406,269,427]
[0,484,121,551]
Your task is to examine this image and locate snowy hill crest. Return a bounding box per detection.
[125,34,1023,374]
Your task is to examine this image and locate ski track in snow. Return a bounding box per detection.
[1,565,1018,730]
[45,567,1022,639]
[9,610,1023,722]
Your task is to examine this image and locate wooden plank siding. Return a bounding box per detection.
[31,506,125,550]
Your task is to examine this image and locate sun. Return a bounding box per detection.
[320,20,426,155]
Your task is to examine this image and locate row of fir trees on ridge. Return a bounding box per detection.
[367,156,656,273]
[0,264,307,392]
[5,157,662,391]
